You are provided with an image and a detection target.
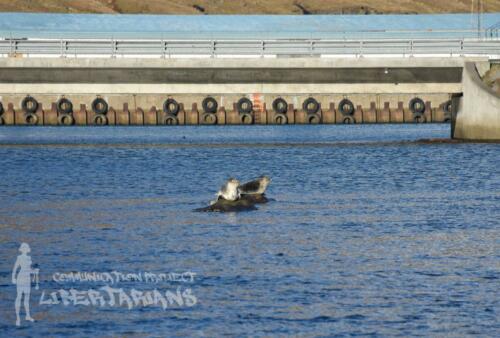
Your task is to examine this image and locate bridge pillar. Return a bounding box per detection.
[453,63,500,141]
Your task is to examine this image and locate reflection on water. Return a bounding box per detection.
[0,125,498,336]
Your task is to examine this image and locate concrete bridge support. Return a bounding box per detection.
[453,63,500,141]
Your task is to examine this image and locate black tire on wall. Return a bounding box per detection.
[201,112,217,125]
[303,97,320,114]
[0,102,4,115]
[58,113,75,126]
[342,115,356,124]
[164,114,179,125]
[92,98,108,115]
[338,99,355,116]
[237,97,253,114]
[22,96,38,114]
[93,114,108,126]
[239,112,253,125]
[163,98,180,116]
[57,98,73,115]
[443,100,452,114]
[25,113,39,125]
[202,97,218,114]
[272,98,288,114]
[413,113,426,123]
[273,113,288,125]
[307,113,321,124]
[409,97,425,115]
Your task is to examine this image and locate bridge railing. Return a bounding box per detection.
[0,37,499,58]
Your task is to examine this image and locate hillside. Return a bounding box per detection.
[0,0,499,14]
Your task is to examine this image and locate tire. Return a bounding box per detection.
[443,100,452,114]
[0,116,4,125]
[338,99,355,116]
[273,113,288,125]
[303,97,320,114]
[22,96,38,114]
[92,98,108,115]
[239,112,253,125]
[93,114,108,126]
[202,97,218,114]
[413,113,426,123]
[342,115,356,124]
[409,97,425,115]
[57,113,74,126]
[272,98,288,114]
[164,114,179,125]
[57,98,73,114]
[0,102,3,115]
[307,113,321,124]
[163,98,180,116]
[201,112,217,125]
[25,113,39,125]
[237,97,253,114]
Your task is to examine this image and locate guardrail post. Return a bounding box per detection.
[111,39,116,58]
[460,39,464,56]
[261,40,264,58]
[10,39,17,56]
[165,41,171,58]
[60,39,67,58]
[310,40,314,56]
[211,40,215,58]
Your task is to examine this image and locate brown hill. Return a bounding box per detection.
[0,0,499,14]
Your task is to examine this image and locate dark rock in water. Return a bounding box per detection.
[194,198,258,212]
[240,194,270,204]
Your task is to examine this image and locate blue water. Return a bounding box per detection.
[0,125,499,337]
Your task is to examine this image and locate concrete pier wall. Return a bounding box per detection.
[0,56,479,126]
[453,63,500,140]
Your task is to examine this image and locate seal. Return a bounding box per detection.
[194,176,272,212]
[238,176,271,195]
[214,177,240,202]
[195,178,255,212]
[238,176,271,203]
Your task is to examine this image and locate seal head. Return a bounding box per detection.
[213,177,240,203]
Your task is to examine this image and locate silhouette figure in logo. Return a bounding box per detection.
[12,243,39,326]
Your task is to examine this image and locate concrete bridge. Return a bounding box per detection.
[0,13,498,139]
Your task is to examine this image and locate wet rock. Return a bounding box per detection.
[240,194,271,204]
[194,198,258,212]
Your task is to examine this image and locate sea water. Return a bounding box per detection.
[0,125,498,336]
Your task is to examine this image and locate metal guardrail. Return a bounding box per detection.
[1,38,499,58]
